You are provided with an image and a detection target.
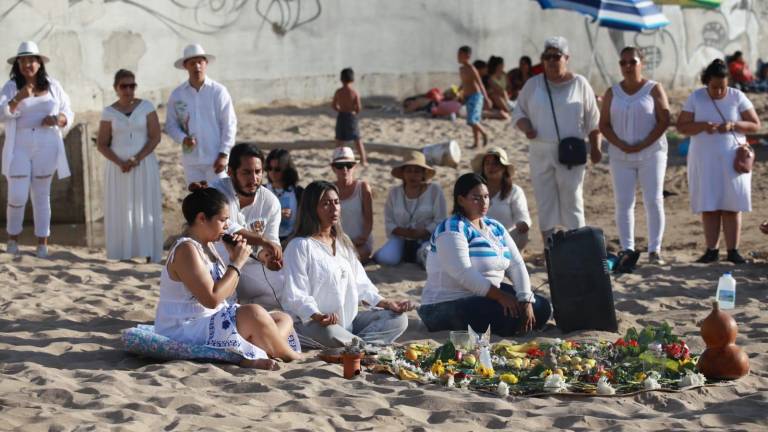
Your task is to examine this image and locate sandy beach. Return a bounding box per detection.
[1,94,767,431]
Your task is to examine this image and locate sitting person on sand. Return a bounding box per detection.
[472,147,532,251]
[265,148,304,244]
[417,173,551,336]
[487,56,512,119]
[282,181,412,348]
[373,152,447,266]
[331,146,374,261]
[507,56,533,101]
[154,188,301,369]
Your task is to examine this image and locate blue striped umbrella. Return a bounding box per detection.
[537,0,670,32]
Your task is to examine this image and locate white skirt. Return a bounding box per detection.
[687,138,751,213]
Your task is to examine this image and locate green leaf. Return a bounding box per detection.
[429,342,456,365]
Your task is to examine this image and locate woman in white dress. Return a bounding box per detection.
[155,187,301,369]
[373,151,446,266]
[97,69,163,262]
[677,59,761,264]
[599,47,670,265]
[282,181,411,348]
[472,146,532,251]
[1,41,73,258]
[331,146,373,261]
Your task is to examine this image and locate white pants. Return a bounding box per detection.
[609,152,666,253]
[373,237,428,266]
[182,161,226,185]
[6,129,59,237]
[529,142,586,232]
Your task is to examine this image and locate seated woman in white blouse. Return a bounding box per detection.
[472,147,532,251]
[418,173,551,336]
[373,151,447,266]
[282,181,412,348]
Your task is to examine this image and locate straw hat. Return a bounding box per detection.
[471,146,514,176]
[7,41,49,65]
[391,151,436,180]
[331,146,357,164]
[174,43,216,69]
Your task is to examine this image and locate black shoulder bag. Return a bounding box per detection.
[543,76,588,169]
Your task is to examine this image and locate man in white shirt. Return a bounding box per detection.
[166,43,237,186]
[210,143,284,309]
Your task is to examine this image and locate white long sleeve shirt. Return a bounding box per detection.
[165,77,237,165]
[421,215,533,306]
[384,182,447,237]
[210,178,281,244]
[486,185,533,233]
[281,237,383,330]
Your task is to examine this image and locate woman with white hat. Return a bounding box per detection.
[331,146,374,261]
[373,151,447,266]
[1,41,73,258]
[472,147,532,251]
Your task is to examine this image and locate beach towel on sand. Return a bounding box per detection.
[122,324,300,363]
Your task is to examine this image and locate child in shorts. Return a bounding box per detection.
[458,46,490,148]
[332,68,367,165]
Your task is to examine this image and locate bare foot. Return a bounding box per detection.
[240,358,281,370]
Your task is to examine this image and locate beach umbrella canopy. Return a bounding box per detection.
[537,0,670,31]
[653,0,721,9]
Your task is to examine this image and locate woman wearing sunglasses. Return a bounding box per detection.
[265,148,304,243]
[599,47,670,266]
[96,69,163,262]
[331,147,373,261]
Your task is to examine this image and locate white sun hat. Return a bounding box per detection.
[174,43,216,69]
[7,41,50,65]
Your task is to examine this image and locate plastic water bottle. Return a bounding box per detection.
[715,272,736,309]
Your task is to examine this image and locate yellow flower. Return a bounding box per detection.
[561,341,573,350]
[584,359,597,369]
[540,369,553,378]
[431,360,445,376]
[476,365,495,378]
[500,373,519,384]
[635,372,647,382]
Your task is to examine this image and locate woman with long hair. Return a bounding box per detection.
[264,148,303,243]
[155,188,301,369]
[1,41,73,257]
[282,181,411,348]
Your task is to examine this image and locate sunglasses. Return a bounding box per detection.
[332,162,355,170]
[619,59,639,67]
[543,53,563,62]
[119,83,137,90]
[267,166,282,172]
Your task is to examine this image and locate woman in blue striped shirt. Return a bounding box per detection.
[417,173,551,336]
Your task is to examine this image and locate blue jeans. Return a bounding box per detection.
[417,283,551,336]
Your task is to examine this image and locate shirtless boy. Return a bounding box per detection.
[458,46,491,148]
[332,68,367,165]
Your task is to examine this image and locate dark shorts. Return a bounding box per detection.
[335,111,360,141]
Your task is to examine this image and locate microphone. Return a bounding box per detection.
[221,234,260,261]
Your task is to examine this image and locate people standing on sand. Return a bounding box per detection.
[417,173,551,336]
[472,147,531,251]
[373,151,447,267]
[677,59,761,264]
[281,180,411,348]
[155,188,301,370]
[265,148,304,244]
[165,43,236,187]
[208,143,285,309]
[1,41,73,258]
[332,68,367,166]
[487,56,512,119]
[511,36,601,243]
[458,46,491,149]
[331,147,374,262]
[599,47,670,266]
[96,69,163,263]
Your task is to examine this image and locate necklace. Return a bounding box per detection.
[402,184,426,224]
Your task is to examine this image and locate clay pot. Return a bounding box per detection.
[697,301,749,380]
[342,352,364,379]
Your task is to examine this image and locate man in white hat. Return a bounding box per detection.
[165,43,237,186]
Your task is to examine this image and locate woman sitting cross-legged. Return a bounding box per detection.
[155,188,301,369]
[282,180,412,348]
[417,173,551,336]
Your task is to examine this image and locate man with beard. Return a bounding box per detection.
[210,143,285,310]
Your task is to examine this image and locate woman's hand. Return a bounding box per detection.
[496,291,519,318]
[118,159,134,173]
[515,222,529,234]
[378,299,414,314]
[704,122,719,134]
[257,247,283,271]
[15,83,34,102]
[590,144,602,164]
[311,313,339,327]
[717,122,735,133]
[518,302,536,333]
[225,233,252,269]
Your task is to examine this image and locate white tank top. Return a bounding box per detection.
[340,181,372,245]
[608,80,667,161]
[16,92,57,130]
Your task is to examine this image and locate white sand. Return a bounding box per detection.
[0,95,766,430]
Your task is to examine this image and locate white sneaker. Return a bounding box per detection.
[36,245,48,258]
[6,240,19,255]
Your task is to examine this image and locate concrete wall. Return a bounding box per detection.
[0,0,764,112]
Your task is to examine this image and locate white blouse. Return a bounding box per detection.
[282,237,383,331]
[486,185,532,232]
[384,182,447,237]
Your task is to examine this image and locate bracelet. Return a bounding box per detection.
[226,264,241,277]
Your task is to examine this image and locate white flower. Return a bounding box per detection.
[643,375,661,390]
[497,381,510,397]
[597,376,616,395]
[492,355,507,367]
[421,371,437,383]
[378,347,395,362]
[543,374,569,393]
[678,370,706,388]
[445,375,455,388]
[458,377,471,388]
